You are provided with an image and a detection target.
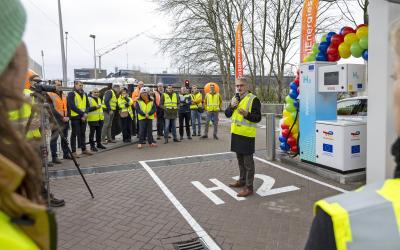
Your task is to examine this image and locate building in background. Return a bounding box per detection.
[28,57,43,78]
[74,68,107,79]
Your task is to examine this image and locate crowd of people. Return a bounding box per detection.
[39,78,224,164]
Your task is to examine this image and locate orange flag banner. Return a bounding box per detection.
[300,0,319,62]
[235,21,243,79]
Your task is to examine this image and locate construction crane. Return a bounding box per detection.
[97,26,155,71]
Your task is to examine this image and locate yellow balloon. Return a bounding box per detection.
[284,116,294,126]
[291,124,299,134]
[344,33,358,46]
[356,26,368,39]
[283,109,291,118]
[338,43,351,59]
[292,133,299,140]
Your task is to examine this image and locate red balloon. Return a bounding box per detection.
[327,53,340,62]
[297,88,300,94]
[282,129,290,138]
[330,34,344,47]
[341,26,355,37]
[291,145,299,153]
[287,136,297,147]
[356,24,367,30]
[327,45,339,56]
[281,124,289,130]
[294,78,300,85]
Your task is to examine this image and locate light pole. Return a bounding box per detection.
[41,50,46,80]
[57,0,67,86]
[65,31,68,80]
[89,34,97,79]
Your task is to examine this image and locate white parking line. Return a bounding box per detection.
[139,160,221,250]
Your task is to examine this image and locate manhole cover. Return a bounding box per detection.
[172,238,208,250]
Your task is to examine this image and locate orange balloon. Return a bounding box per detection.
[204,82,220,94]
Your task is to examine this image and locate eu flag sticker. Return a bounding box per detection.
[323,143,333,153]
[352,145,360,154]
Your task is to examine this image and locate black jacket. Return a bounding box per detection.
[67,90,90,120]
[304,208,336,250]
[225,94,262,155]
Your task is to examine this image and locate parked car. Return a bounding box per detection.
[337,96,367,122]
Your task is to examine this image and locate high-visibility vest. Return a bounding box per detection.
[0,210,40,250]
[314,178,400,250]
[102,90,118,111]
[163,93,178,109]
[190,92,203,110]
[70,91,87,117]
[8,88,41,140]
[87,97,104,122]
[137,100,155,120]
[47,92,67,117]
[231,93,257,138]
[118,96,134,119]
[205,93,221,112]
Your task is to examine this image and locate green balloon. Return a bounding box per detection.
[309,53,316,61]
[350,42,363,58]
[312,43,320,54]
[359,36,368,50]
[285,95,294,104]
[285,103,296,113]
[321,34,327,42]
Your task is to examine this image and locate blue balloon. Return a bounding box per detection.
[279,136,286,143]
[318,42,330,54]
[316,52,327,61]
[294,100,299,108]
[362,50,368,61]
[290,82,298,90]
[280,142,290,151]
[289,89,298,99]
[326,32,336,43]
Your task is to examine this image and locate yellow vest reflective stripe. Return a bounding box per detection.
[137,100,155,120]
[314,179,400,250]
[87,97,104,122]
[8,89,41,139]
[0,211,40,250]
[231,93,257,138]
[163,93,178,109]
[205,93,220,112]
[70,92,87,117]
[118,96,134,119]
[102,90,118,111]
[190,93,202,109]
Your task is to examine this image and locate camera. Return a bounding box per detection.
[30,79,57,93]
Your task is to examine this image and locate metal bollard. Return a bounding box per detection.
[266,113,275,161]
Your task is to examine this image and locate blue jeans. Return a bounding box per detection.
[204,111,219,137]
[164,118,177,139]
[191,110,201,135]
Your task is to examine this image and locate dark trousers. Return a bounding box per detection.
[179,112,191,137]
[121,117,132,141]
[71,119,87,152]
[237,153,255,189]
[139,119,154,144]
[50,122,69,159]
[157,117,164,137]
[89,121,104,148]
[131,115,137,136]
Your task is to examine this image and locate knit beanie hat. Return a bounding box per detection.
[0,0,26,75]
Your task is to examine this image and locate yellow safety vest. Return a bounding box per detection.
[0,210,40,250]
[163,93,178,109]
[102,90,118,111]
[231,93,257,138]
[8,88,41,140]
[190,92,202,110]
[314,178,400,250]
[87,97,104,122]
[118,96,134,119]
[70,91,87,117]
[137,100,155,120]
[205,93,220,112]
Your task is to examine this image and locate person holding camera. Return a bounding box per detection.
[118,87,134,143]
[1,0,57,248]
[47,80,69,163]
[225,77,261,197]
[190,85,203,136]
[67,81,92,157]
[179,86,192,140]
[101,83,120,144]
[88,88,107,151]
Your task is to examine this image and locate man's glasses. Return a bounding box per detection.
[235,84,244,87]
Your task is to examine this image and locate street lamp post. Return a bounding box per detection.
[57,0,68,86]
[65,31,68,80]
[90,34,97,79]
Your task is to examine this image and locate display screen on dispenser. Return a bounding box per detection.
[324,71,339,86]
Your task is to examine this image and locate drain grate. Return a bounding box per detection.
[172,238,208,250]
